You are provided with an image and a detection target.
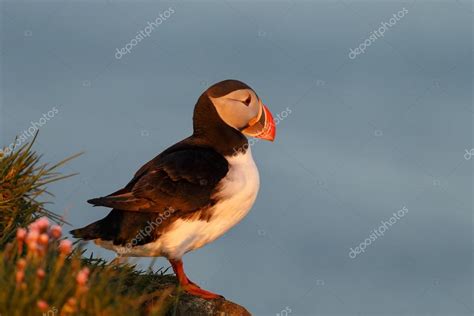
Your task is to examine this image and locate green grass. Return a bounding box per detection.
[0,138,179,316]
[0,136,77,248]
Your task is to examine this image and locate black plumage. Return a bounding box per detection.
[87,147,228,212]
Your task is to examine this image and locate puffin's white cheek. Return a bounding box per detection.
[212,99,254,130]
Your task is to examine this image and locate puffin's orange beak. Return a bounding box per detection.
[242,103,276,142]
[255,105,276,142]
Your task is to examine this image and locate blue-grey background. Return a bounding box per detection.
[1,1,472,315]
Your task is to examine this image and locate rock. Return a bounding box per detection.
[139,275,251,316]
[170,294,251,316]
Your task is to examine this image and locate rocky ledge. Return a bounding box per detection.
[138,275,251,316]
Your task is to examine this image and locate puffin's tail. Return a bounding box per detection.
[70,209,158,246]
[69,209,122,241]
[70,220,103,240]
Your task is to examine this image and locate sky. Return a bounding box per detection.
[0,1,473,315]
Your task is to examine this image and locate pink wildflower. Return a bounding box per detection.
[58,239,72,255]
[26,230,39,243]
[16,258,27,270]
[49,225,62,239]
[36,217,50,232]
[26,230,39,251]
[16,228,27,252]
[38,233,49,246]
[16,228,27,242]
[76,267,90,286]
[28,221,40,233]
[36,268,46,280]
[15,270,24,283]
[37,300,49,312]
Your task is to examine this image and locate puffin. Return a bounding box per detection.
[70,80,276,299]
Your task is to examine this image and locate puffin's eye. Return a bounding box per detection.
[243,95,251,106]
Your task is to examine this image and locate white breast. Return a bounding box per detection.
[114,147,260,259]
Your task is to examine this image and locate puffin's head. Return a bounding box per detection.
[198,79,276,142]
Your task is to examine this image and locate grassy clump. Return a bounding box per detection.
[0,139,177,316]
[0,138,78,248]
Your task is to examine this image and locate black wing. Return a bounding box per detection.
[87,147,229,213]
